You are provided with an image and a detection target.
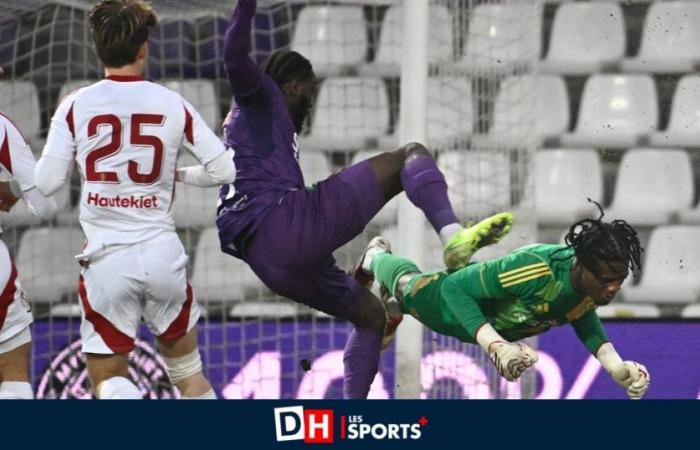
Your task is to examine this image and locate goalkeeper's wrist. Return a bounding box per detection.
[596,342,623,374]
[475,323,505,353]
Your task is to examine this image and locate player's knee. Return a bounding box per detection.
[96,376,141,399]
[354,298,386,334]
[400,142,431,164]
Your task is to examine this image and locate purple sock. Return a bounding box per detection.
[343,327,381,399]
[400,156,459,233]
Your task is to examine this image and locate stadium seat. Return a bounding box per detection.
[456,3,542,75]
[0,19,18,69]
[291,5,367,77]
[560,75,658,149]
[679,206,700,226]
[606,148,693,226]
[541,2,625,75]
[195,15,228,79]
[299,152,332,186]
[596,304,661,319]
[438,150,511,220]
[191,227,267,303]
[359,3,454,77]
[623,226,700,304]
[147,19,196,79]
[535,149,603,226]
[681,304,700,318]
[305,77,389,151]
[380,76,472,149]
[471,75,569,147]
[229,301,298,319]
[352,150,397,227]
[0,81,40,146]
[648,75,700,147]
[621,1,700,73]
[163,79,220,131]
[16,226,85,303]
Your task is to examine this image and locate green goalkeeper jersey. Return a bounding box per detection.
[401,243,608,354]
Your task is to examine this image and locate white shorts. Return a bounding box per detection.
[0,239,33,353]
[78,232,200,355]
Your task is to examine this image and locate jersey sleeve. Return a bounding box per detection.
[0,115,58,220]
[223,0,265,104]
[440,251,556,339]
[181,100,227,165]
[0,114,39,191]
[42,97,77,162]
[571,309,609,355]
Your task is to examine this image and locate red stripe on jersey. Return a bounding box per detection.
[66,102,75,139]
[0,260,18,330]
[159,282,194,342]
[105,75,145,82]
[0,127,13,174]
[78,275,135,353]
[183,106,194,145]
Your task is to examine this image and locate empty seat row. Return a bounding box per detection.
[11,69,700,154]
[13,222,700,315]
[543,1,700,74]
[537,148,697,227]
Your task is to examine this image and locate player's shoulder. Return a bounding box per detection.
[484,244,564,291]
[0,110,28,142]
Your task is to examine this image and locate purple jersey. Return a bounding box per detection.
[216,0,304,257]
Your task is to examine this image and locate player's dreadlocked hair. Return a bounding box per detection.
[560,199,643,279]
[261,50,314,88]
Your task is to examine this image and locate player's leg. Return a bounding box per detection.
[245,244,385,399]
[363,143,514,269]
[0,341,32,399]
[142,233,214,399]
[0,240,34,399]
[78,250,142,399]
[156,328,214,399]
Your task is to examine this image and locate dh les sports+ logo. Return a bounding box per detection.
[273,406,426,444]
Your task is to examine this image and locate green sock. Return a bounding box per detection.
[371,253,421,297]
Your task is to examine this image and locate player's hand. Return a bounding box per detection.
[611,361,650,399]
[487,341,538,381]
[0,181,20,212]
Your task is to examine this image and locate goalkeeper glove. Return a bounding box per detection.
[597,343,650,399]
[476,323,538,381]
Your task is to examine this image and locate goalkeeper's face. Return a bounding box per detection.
[578,261,628,305]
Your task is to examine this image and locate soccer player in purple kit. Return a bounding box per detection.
[217,0,513,399]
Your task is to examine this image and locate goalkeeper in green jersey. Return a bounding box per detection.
[353,204,650,399]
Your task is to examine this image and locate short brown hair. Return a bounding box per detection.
[89,0,157,68]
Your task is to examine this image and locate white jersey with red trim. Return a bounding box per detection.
[0,111,57,233]
[42,75,226,259]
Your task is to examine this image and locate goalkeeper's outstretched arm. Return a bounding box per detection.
[223,0,263,98]
[572,311,650,399]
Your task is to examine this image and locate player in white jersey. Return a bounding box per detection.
[0,111,58,399]
[34,0,235,399]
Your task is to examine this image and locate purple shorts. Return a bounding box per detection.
[244,160,385,320]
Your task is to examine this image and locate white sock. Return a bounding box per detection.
[0,381,33,399]
[181,388,217,400]
[361,247,387,274]
[439,223,463,245]
[97,376,141,399]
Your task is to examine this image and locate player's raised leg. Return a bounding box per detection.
[363,143,514,270]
